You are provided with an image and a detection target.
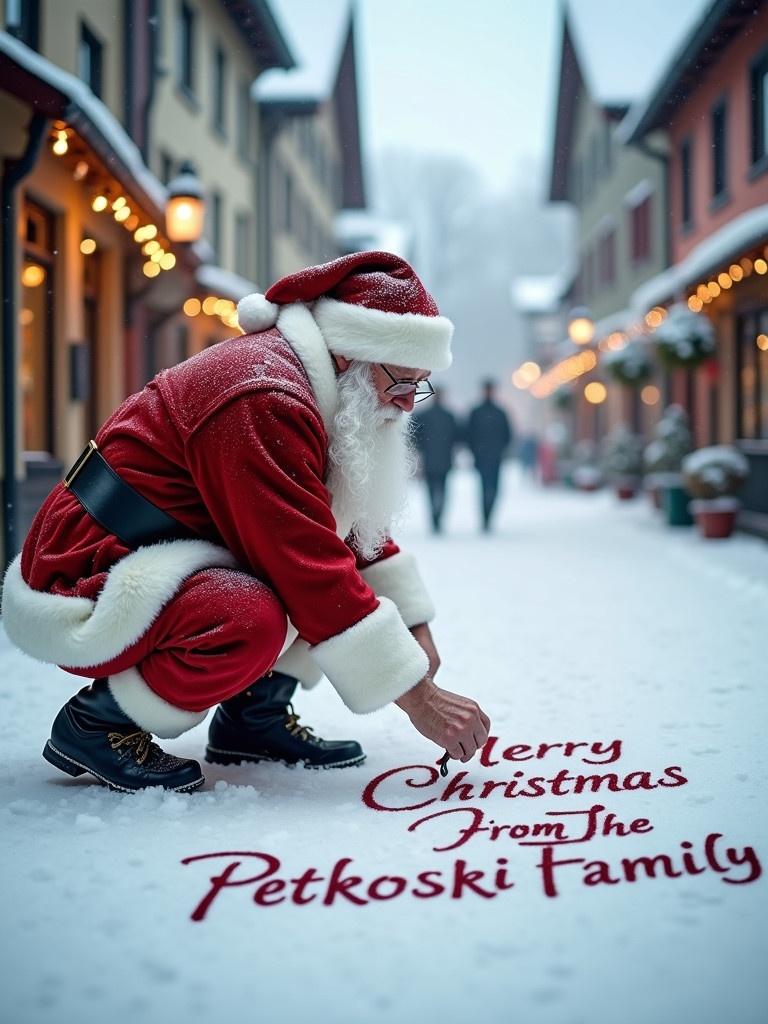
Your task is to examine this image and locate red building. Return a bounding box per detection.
[626,0,768,535]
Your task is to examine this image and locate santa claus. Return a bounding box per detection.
[1,251,490,793]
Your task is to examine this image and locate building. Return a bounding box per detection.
[622,0,768,534]
[253,0,366,281]
[0,0,295,568]
[547,8,670,442]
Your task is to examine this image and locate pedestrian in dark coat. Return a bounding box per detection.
[412,388,459,533]
[466,379,513,531]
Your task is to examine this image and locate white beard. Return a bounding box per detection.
[326,361,415,560]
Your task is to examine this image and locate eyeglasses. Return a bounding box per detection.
[380,364,435,403]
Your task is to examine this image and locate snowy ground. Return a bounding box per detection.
[1,465,766,1024]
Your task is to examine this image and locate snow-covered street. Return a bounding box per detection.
[1,467,766,1024]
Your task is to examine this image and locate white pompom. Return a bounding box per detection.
[236,293,279,333]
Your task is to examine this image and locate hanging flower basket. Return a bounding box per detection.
[602,341,654,387]
[650,304,716,368]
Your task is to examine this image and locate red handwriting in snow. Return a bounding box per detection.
[180,735,763,918]
[180,835,761,921]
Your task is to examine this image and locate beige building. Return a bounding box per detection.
[254,0,366,282]
[0,0,294,567]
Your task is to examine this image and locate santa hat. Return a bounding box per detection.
[236,251,453,370]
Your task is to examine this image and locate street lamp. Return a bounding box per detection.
[166,161,205,243]
[568,306,595,346]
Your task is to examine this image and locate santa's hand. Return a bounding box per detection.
[394,677,491,763]
[409,622,441,678]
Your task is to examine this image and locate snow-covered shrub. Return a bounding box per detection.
[682,446,749,499]
[602,426,644,479]
[603,341,654,387]
[572,439,604,488]
[651,305,716,368]
[643,404,693,474]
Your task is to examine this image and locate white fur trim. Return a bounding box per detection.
[310,596,428,714]
[237,293,279,334]
[313,297,453,371]
[359,551,435,628]
[107,667,207,738]
[273,638,324,688]
[1,541,238,668]
[277,303,338,432]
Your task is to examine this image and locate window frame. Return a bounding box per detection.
[78,19,104,99]
[710,96,729,209]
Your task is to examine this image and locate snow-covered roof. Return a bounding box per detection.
[631,203,768,313]
[334,209,413,261]
[254,0,351,103]
[0,31,166,214]
[509,276,565,315]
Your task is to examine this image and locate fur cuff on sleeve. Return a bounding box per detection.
[310,597,428,713]
[359,551,435,627]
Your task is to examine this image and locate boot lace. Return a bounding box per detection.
[108,729,155,765]
[284,703,317,743]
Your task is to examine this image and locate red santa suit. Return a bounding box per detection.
[1,253,453,738]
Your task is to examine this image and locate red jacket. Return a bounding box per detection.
[3,306,434,714]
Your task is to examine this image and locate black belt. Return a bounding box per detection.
[63,440,193,549]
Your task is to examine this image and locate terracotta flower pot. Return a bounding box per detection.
[690,498,740,539]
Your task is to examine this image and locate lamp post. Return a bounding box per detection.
[568,306,595,346]
[165,161,205,243]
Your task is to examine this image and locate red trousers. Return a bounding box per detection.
[63,569,288,712]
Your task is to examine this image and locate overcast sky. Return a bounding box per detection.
[357,0,711,198]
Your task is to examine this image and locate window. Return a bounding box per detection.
[603,118,613,174]
[208,191,222,262]
[283,170,293,233]
[177,1,196,96]
[711,99,728,202]
[736,309,768,440]
[750,47,768,170]
[629,195,652,265]
[79,21,104,99]
[680,138,693,229]
[235,213,251,278]
[237,79,252,162]
[5,0,40,49]
[598,229,616,287]
[212,43,227,136]
[21,200,56,454]
[159,152,175,184]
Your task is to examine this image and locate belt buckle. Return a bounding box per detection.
[63,440,99,489]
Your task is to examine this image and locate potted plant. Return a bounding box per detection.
[602,426,644,499]
[682,446,749,538]
[651,305,716,369]
[571,439,604,492]
[645,405,694,524]
[603,341,654,388]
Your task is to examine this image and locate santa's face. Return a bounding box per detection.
[332,356,431,418]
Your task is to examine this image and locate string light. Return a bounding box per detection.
[641,385,660,406]
[52,130,68,156]
[584,382,607,404]
[80,239,97,255]
[184,298,202,317]
[160,253,176,270]
[143,261,161,278]
[92,195,108,212]
[755,259,767,275]
[757,334,768,352]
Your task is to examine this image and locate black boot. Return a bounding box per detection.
[43,678,204,793]
[205,671,366,769]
